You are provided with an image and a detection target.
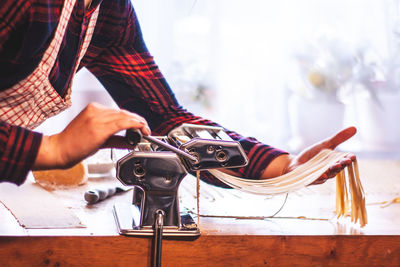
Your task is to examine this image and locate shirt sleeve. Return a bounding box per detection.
[0,122,42,185]
[82,1,287,188]
[0,0,31,52]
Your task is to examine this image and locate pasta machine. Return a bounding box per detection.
[113,124,249,238]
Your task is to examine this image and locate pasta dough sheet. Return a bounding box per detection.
[0,181,85,229]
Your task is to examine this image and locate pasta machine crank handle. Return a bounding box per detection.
[126,129,197,162]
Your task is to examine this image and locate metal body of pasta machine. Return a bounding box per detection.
[113,124,248,237]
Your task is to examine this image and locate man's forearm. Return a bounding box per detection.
[260,154,293,178]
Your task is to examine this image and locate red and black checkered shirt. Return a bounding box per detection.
[0,0,287,186]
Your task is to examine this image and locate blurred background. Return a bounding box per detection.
[37,0,400,158]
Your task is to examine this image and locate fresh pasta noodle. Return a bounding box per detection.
[209,149,367,227]
[172,132,366,227]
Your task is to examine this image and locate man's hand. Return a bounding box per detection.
[262,127,357,184]
[33,103,151,170]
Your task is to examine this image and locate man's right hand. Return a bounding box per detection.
[33,102,151,170]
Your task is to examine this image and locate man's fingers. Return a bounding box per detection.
[101,109,148,126]
[96,110,151,136]
[311,175,328,185]
[110,117,151,136]
[313,153,356,185]
[83,103,151,135]
[327,126,357,149]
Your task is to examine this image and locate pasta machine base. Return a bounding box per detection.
[113,203,200,237]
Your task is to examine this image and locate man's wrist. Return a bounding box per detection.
[33,135,63,170]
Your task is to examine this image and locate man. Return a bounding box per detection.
[0,0,355,187]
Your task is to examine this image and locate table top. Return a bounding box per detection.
[0,158,399,237]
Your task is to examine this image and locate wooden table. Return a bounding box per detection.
[0,159,400,266]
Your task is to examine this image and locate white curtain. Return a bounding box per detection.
[133,0,398,153]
